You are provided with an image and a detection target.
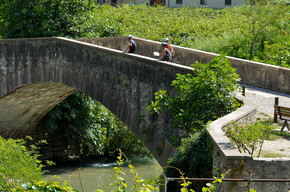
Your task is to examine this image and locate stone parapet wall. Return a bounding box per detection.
[77,37,290,94]
[207,95,290,192]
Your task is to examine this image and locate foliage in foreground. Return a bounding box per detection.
[0,138,255,192]
[0,136,44,189]
[9,149,224,192]
[226,121,272,156]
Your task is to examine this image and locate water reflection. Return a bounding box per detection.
[44,157,163,192]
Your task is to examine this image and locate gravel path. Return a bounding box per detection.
[239,84,290,158]
[241,84,290,117]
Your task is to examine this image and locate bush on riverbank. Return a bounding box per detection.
[165,131,213,191]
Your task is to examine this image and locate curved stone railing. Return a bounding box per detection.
[207,95,290,192]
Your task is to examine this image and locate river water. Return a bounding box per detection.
[44,157,163,192]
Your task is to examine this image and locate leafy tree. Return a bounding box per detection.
[237,0,288,63]
[147,55,240,134]
[0,0,95,38]
[226,121,272,156]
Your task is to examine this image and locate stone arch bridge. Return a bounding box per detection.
[0,37,194,165]
[1,36,289,166]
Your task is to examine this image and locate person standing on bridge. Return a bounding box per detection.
[123,35,136,53]
[163,38,174,58]
[160,42,172,61]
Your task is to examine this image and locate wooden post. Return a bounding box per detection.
[274,97,279,123]
[242,86,245,96]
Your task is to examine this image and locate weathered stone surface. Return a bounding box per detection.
[0,82,77,138]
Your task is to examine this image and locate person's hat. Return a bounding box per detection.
[161,42,167,46]
[127,35,132,39]
[163,38,169,42]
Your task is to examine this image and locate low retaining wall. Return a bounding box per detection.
[77,36,290,95]
[207,95,290,192]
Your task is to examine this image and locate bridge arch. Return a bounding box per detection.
[0,37,193,165]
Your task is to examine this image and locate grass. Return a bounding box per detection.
[256,112,290,140]
[229,112,290,158]
[258,151,287,158]
[255,114,290,158]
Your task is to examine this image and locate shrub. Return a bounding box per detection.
[14,180,78,192]
[0,136,44,190]
[0,0,96,38]
[226,121,272,156]
[164,131,213,191]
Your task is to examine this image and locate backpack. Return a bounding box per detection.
[130,40,136,53]
[165,48,172,61]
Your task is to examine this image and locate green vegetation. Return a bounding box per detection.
[0,142,222,192]
[0,0,288,67]
[226,112,290,158]
[14,180,78,192]
[0,0,287,191]
[96,150,159,192]
[226,121,272,156]
[148,54,240,135]
[164,131,213,191]
[147,55,240,190]
[0,0,95,38]
[0,136,44,189]
[38,91,151,159]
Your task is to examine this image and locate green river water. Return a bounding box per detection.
[44,157,163,192]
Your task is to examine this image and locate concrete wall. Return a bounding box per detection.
[207,95,290,192]
[78,36,290,95]
[0,37,193,166]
